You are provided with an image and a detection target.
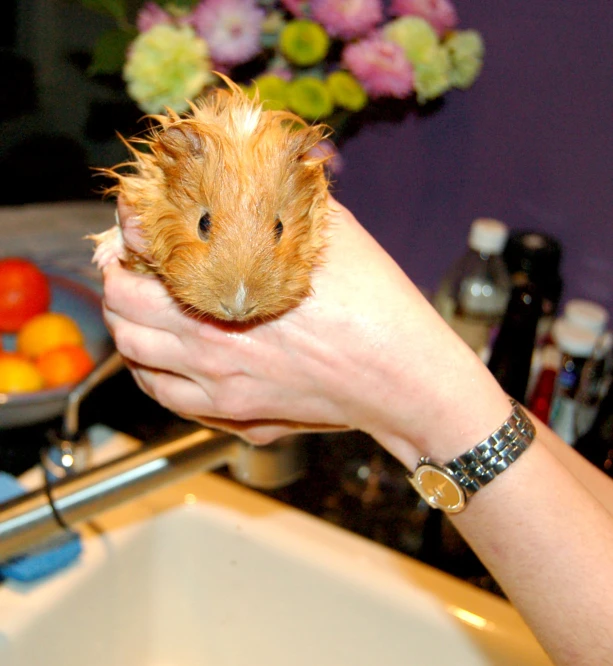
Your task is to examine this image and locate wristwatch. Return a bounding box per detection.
[407,399,536,513]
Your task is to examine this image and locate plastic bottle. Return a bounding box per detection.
[549,319,599,445]
[574,382,613,477]
[561,299,611,437]
[487,282,542,403]
[573,331,612,436]
[434,218,511,354]
[529,300,608,424]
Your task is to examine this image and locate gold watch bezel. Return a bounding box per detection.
[408,460,467,513]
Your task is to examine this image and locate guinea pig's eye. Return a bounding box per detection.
[198,212,211,240]
[274,216,283,242]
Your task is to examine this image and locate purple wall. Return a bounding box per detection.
[334,2,613,314]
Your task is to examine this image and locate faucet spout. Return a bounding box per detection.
[0,428,305,563]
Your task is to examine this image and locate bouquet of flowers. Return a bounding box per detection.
[83,0,484,125]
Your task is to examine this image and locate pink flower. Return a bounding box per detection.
[311,0,384,40]
[342,36,414,98]
[191,0,265,67]
[136,2,173,33]
[280,0,308,17]
[390,0,458,36]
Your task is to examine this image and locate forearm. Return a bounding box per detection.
[531,410,613,516]
[452,440,613,664]
[366,338,613,664]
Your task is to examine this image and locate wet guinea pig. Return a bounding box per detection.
[92,79,331,322]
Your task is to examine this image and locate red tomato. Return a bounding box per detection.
[0,258,51,332]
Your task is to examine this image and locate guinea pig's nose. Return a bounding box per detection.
[219,283,256,320]
[220,301,256,319]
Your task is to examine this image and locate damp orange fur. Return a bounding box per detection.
[93,78,331,322]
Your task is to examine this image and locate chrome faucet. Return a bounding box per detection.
[0,351,305,563]
[0,427,305,563]
[41,350,125,478]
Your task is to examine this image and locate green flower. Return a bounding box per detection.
[326,71,368,112]
[287,76,334,120]
[445,30,485,89]
[383,16,439,65]
[280,20,330,67]
[252,74,289,111]
[124,24,214,114]
[413,45,452,103]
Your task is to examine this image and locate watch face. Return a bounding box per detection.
[409,464,466,513]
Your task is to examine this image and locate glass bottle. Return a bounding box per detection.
[503,231,563,343]
[434,218,512,354]
[487,282,542,403]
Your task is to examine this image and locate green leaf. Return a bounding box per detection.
[80,0,127,23]
[88,29,134,76]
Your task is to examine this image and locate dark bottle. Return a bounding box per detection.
[574,383,613,477]
[487,282,543,403]
[503,231,563,321]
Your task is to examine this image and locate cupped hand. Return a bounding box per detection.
[102,196,508,466]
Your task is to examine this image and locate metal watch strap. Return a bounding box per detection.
[445,399,536,497]
[407,399,536,512]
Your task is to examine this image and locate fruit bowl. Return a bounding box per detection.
[0,272,115,429]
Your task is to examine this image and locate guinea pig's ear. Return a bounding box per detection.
[287,124,329,166]
[157,124,204,164]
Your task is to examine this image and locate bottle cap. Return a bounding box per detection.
[563,299,609,335]
[468,218,509,254]
[504,231,562,278]
[552,319,599,358]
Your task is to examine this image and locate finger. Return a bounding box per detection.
[103,311,193,377]
[130,365,215,416]
[103,263,189,333]
[187,417,300,445]
[132,365,273,421]
[131,365,347,435]
[195,420,349,445]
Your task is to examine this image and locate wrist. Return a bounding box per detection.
[360,324,512,471]
[407,399,536,513]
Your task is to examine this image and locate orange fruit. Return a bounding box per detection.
[36,345,95,388]
[17,312,84,359]
[0,351,25,359]
[0,355,44,393]
[0,258,51,332]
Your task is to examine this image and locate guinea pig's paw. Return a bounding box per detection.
[89,225,128,269]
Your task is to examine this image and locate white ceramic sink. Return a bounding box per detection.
[0,446,552,666]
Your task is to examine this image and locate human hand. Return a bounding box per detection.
[102,196,509,467]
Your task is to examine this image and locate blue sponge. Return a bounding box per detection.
[0,472,82,582]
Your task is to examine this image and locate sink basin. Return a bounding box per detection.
[0,463,552,665]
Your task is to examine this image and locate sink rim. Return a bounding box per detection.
[0,471,552,665]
